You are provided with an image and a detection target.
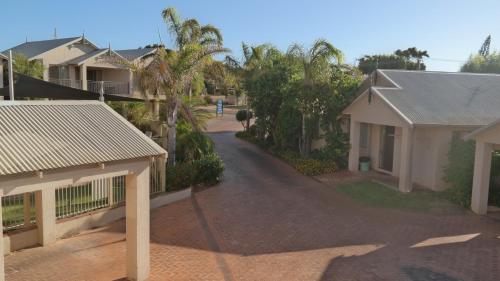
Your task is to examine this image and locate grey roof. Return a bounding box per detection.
[116,48,156,61]
[0,101,166,176]
[0,53,7,60]
[2,37,81,59]
[64,49,108,65]
[374,70,500,126]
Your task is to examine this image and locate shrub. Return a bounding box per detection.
[193,153,225,185]
[166,162,195,191]
[204,95,212,104]
[235,109,253,130]
[443,136,475,207]
[176,122,214,162]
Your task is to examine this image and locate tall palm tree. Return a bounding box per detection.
[136,8,228,165]
[286,39,343,156]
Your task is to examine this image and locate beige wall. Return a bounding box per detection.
[33,43,96,78]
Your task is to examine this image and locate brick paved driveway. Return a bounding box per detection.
[5,108,500,281]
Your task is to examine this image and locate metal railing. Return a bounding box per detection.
[3,160,165,231]
[2,193,36,231]
[150,157,164,195]
[55,176,126,220]
[48,78,83,89]
[87,80,130,96]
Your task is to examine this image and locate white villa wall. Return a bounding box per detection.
[3,188,191,254]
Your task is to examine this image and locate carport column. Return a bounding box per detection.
[348,120,360,172]
[399,126,414,192]
[126,162,150,281]
[471,140,493,215]
[35,188,56,246]
[23,193,32,227]
[80,64,87,90]
[0,195,5,281]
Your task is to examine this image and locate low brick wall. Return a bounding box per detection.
[3,188,192,254]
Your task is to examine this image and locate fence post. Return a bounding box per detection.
[160,155,167,192]
[108,178,114,207]
[23,193,32,227]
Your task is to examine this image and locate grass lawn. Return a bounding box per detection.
[336,180,459,213]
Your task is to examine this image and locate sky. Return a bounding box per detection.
[1,0,500,72]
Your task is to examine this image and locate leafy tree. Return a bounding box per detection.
[135,7,228,165]
[358,47,429,74]
[461,52,500,73]
[12,54,44,79]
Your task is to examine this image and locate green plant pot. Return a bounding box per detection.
[360,161,370,172]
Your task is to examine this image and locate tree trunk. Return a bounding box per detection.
[245,95,250,131]
[166,98,179,165]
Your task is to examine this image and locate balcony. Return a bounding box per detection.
[87,80,130,96]
[48,78,130,96]
[48,78,82,90]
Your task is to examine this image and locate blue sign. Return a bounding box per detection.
[216,99,223,116]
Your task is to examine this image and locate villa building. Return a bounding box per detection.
[344,69,500,195]
[2,36,164,135]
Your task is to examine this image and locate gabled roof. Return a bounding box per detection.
[347,69,500,127]
[115,48,157,61]
[0,101,166,176]
[2,37,82,59]
[64,48,126,65]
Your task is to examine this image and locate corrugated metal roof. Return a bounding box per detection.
[116,48,156,61]
[1,37,81,59]
[0,101,166,176]
[376,70,500,126]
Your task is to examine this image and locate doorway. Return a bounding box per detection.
[380,126,395,172]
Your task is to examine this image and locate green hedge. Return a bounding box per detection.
[166,153,225,191]
[236,132,336,176]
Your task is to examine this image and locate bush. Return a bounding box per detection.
[193,153,225,185]
[279,152,336,176]
[443,136,475,207]
[176,122,214,162]
[235,109,253,130]
[166,153,225,190]
[204,95,212,104]
[166,162,195,191]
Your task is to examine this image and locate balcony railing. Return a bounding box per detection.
[87,80,130,96]
[48,78,130,96]
[49,78,83,89]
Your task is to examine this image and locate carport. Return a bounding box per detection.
[465,120,500,215]
[0,100,167,281]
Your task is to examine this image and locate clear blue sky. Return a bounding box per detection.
[2,0,500,71]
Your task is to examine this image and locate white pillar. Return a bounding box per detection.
[80,64,87,90]
[348,120,360,172]
[35,188,56,246]
[126,162,150,281]
[0,63,4,89]
[0,196,5,281]
[471,141,492,215]
[399,126,414,192]
[23,193,32,227]
[42,62,49,82]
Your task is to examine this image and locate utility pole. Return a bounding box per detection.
[8,50,15,100]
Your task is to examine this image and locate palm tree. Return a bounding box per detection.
[286,39,343,156]
[136,7,228,165]
[225,43,274,130]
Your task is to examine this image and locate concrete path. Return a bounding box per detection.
[4,108,500,281]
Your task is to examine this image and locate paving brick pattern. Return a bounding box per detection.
[5,109,500,280]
